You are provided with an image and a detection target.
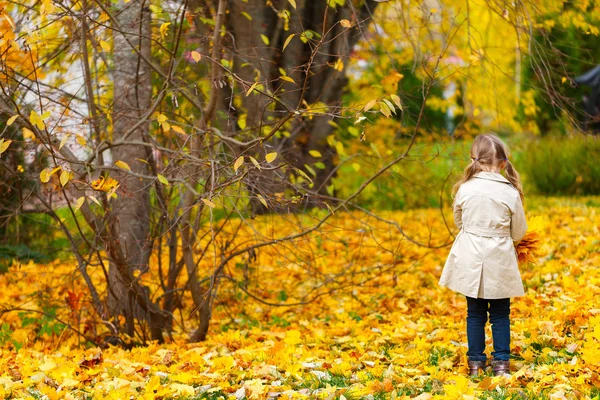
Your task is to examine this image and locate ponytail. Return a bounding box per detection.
[505,160,524,203]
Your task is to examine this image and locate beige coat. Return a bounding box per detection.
[439,172,527,299]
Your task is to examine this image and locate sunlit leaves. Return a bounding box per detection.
[73,196,85,212]
[157,174,169,185]
[59,169,70,187]
[59,134,69,149]
[40,167,60,183]
[159,22,171,39]
[91,175,118,192]
[260,34,270,46]
[256,193,268,208]
[249,156,260,169]
[99,40,110,52]
[156,113,170,132]
[0,139,12,156]
[288,0,297,9]
[283,34,295,51]
[379,101,392,118]
[6,115,18,126]
[363,99,377,112]
[190,51,201,62]
[29,110,50,130]
[115,160,131,171]
[280,75,295,83]
[265,152,278,163]
[340,19,352,28]
[233,156,244,172]
[201,198,215,208]
[391,94,403,110]
[246,82,259,96]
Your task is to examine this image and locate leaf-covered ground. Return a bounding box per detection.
[1,198,600,399]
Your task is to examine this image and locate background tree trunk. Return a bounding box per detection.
[223,0,379,211]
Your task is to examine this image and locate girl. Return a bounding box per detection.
[439,134,527,377]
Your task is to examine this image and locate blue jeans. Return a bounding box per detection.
[466,297,510,362]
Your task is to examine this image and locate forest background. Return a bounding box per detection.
[1,0,600,398]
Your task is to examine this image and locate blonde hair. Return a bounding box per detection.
[453,133,524,202]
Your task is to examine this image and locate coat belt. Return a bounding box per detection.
[462,225,511,237]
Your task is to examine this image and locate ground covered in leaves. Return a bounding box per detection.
[1,197,600,399]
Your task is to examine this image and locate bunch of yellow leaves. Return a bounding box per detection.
[515,215,546,265]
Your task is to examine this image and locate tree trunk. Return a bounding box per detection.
[108,0,166,341]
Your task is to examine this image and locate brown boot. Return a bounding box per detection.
[491,359,510,376]
[467,360,486,376]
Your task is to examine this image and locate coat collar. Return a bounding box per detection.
[474,171,511,184]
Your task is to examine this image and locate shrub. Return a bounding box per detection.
[515,136,600,195]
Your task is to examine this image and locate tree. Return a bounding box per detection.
[0,0,580,344]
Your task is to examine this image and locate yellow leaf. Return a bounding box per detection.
[233,156,244,172]
[332,58,344,72]
[352,162,360,171]
[73,197,85,212]
[309,150,322,157]
[40,168,51,183]
[76,135,87,146]
[288,0,297,9]
[0,139,11,155]
[22,128,34,139]
[91,175,119,192]
[191,51,202,62]
[238,115,247,130]
[249,156,260,169]
[115,160,131,171]
[162,121,171,132]
[29,110,45,130]
[241,11,252,21]
[156,113,168,124]
[99,40,110,52]
[261,34,270,45]
[159,22,171,40]
[284,330,302,345]
[283,34,295,51]
[257,194,268,209]
[379,101,392,118]
[340,19,352,28]
[157,174,169,185]
[60,169,70,187]
[88,196,101,206]
[171,125,186,135]
[202,198,216,208]
[383,98,396,114]
[391,94,403,110]
[246,82,259,96]
[280,75,295,83]
[561,76,567,84]
[363,99,377,112]
[6,115,18,126]
[265,152,278,163]
[59,134,69,149]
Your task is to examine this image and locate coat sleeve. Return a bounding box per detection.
[510,195,527,242]
[453,189,463,230]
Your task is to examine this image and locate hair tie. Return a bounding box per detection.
[471,157,479,161]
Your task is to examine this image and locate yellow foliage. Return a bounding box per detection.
[0,198,600,398]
